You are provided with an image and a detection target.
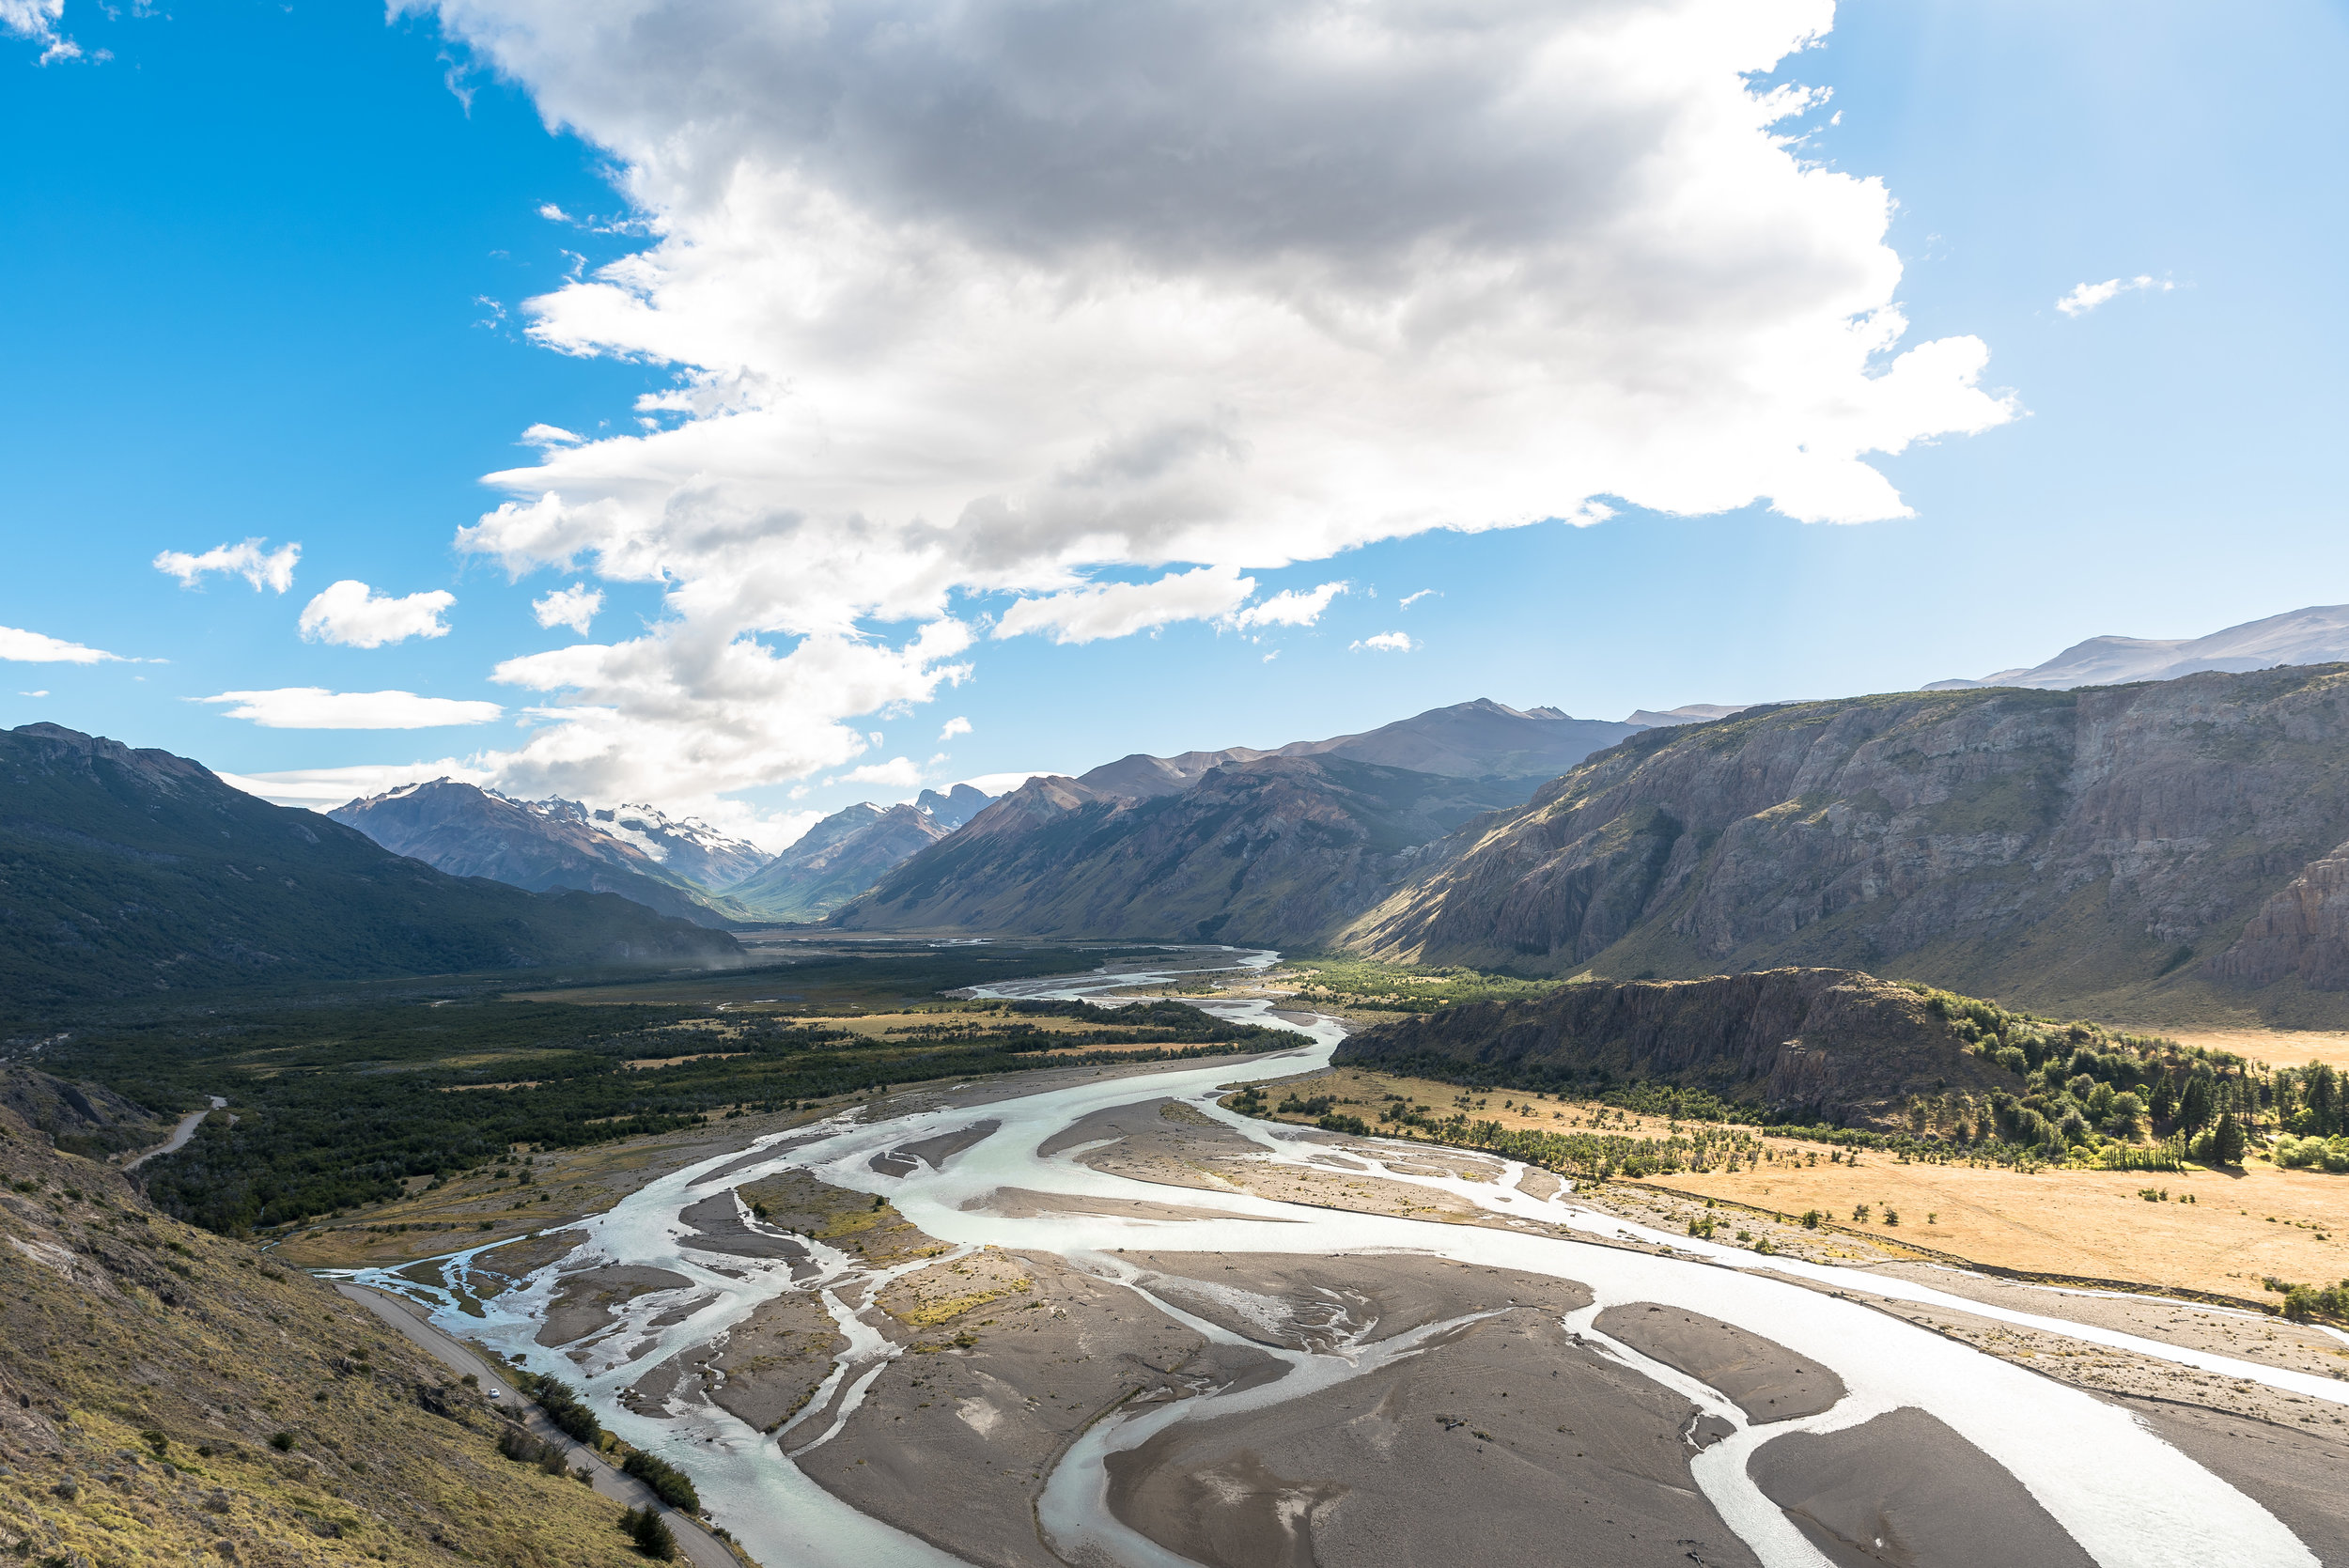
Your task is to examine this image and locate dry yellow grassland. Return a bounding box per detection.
[1239,1067,2349,1305]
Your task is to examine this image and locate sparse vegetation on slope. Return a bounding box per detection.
[0,1105,649,1567]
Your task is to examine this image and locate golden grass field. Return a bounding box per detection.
[1246,1065,2349,1305]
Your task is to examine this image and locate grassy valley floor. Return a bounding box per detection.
[1232,1066,2349,1313]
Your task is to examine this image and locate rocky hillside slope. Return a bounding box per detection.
[840,754,1531,941]
[330,780,737,927]
[721,801,951,922]
[1334,969,2020,1127]
[1344,666,2349,1025]
[1,724,737,1008]
[0,1096,649,1567]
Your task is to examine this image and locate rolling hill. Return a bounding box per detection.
[0,723,738,1008]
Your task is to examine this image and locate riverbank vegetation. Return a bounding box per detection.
[40,984,1285,1235]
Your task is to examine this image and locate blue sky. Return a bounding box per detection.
[4,1,2344,845]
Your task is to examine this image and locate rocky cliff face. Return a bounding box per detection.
[1334,969,2018,1126]
[839,754,1531,941]
[1345,667,2349,1024]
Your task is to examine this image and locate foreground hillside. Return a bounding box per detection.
[0,724,738,1008]
[0,1094,648,1567]
[1346,666,2349,1025]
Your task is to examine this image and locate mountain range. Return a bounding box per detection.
[328,781,748,928]
[720,802,952,922]
[0,723,737,1009]
[1929,602,2349,691]
[1346,665,2349,1025]
[839,699,1642,940]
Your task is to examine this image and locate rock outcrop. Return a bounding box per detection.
[1334,969,2020,1126]
[1345,667,2349,1023]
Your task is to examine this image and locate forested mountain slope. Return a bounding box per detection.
[1344,667,2349,1025]
[0,724,737,1007]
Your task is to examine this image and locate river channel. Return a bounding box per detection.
[350,948,2341,1567]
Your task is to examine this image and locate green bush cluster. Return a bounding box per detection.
[619,1506,677,1560]
[622,1450,700,1513]
[2272,1133,2349,1172]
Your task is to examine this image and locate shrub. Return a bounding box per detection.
[622,1450,700,1513]
[527,1376,604,1446]
[269,1432,297,1452]
[621,1506,677,1561]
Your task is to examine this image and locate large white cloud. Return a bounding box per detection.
[1,0,79,63]
[199,688,504,729]
[298,581,459,647]
[0,625,126,663]
[414,0,2014,806]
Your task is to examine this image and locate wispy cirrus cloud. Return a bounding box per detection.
[2056,274,2174,318]
[198,688,503,729]
[154,537,301,593]
[298,581,457,647]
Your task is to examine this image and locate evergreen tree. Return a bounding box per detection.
[2210,1112,2248,1167]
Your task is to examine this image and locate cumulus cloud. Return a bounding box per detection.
[154,537,301,594]
[199,688,504,729]
[2056,275,2174,317]
[1,0,80,62]
[834,755,924,788]
[407,0,2013,805]
[0,626,125,663]
[1352,631,1416,653]
[1233,581,1347,629]
[532,582,604,634]
[19,689,50,697]
[939,715,972,741]
[299,582,458,647]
